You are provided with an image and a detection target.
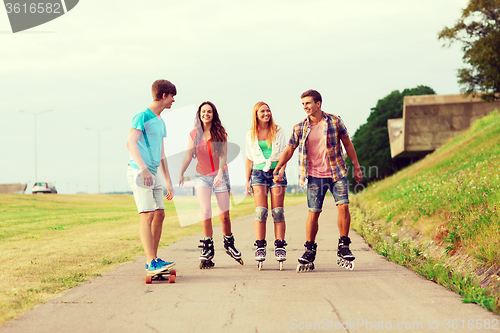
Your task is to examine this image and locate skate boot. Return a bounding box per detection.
[274,239,287,271]
[337,236,355,270]
[198,237,215,269]
[297,241,317,272]
[254,239,266,270]
[223,234,244,265]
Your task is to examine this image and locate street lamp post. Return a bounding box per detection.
[18,109,53,183]
[86,127,111,194]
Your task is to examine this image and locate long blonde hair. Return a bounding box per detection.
[251,101,278,148]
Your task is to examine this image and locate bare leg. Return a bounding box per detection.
[139,211,156,263]
[270,186,286,240]
[252,185,268,240]
[337,203,350,237]
[197,187,213,238]
[151,209,165,258]
[215,190,231,236]
[306,211,321,242]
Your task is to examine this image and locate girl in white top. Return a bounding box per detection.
[245,101,288,270]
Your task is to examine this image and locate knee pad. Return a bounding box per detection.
[271,207,285,223]
[255,206,268,222]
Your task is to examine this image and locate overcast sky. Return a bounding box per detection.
[0,0,468,194]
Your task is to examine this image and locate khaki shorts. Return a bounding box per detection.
[127,166,164,213]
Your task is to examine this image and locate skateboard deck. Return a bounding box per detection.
[145,268,176,284]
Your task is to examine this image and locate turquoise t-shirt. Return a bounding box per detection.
[253,140,278,170]
[128,108,167,174]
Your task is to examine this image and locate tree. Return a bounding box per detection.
[438,0,500,102]
[345,86,436,191]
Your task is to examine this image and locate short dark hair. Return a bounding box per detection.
[152,80,176,101]
[301,89,322,104]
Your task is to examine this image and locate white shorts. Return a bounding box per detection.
[127,166,164,213]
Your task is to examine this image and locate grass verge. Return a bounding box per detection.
[350,110,500,314]
[0,192,306,325]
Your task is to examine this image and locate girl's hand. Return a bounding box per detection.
[246,181,252,196]
[213,172,223,188]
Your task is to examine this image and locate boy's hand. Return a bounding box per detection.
[141,169,153,187]
[354,166,364,183]
[273,165,283,184]
[165,185,174,200]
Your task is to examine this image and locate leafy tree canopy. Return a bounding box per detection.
[345,86,436,191]
[438,0,500,102]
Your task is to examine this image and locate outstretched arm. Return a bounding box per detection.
[273,145,296,184]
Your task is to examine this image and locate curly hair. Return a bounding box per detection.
[192,101,227,158]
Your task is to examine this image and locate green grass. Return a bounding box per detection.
[0,193,306,325]
[350,110,500,314]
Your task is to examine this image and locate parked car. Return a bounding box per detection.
[32,182,57,194]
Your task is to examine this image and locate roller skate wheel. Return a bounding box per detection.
[279,261,283,271]
[258,261,263,270]
[336,258,341,267]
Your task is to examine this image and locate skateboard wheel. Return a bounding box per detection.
[145,275,152,284]
[170,269,176,276]
[168,274,176,283]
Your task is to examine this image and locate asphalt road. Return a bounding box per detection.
[1,200,498,333]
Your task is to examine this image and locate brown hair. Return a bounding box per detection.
[300,89,322,104]
[152,80,177,101]
[193,101,227,158]
[250,102,278,148]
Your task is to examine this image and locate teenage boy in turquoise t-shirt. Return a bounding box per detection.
[126,79,176,275]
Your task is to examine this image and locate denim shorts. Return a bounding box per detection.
[307,176,349,212]
[194,170,231,193]
[251,169,287,189]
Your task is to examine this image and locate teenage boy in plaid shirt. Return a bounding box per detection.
[273,89,363,271]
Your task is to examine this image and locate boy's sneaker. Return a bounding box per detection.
[155,258,175,270]
[146,258,174,275]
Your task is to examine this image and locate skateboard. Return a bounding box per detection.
[145,268,176,284]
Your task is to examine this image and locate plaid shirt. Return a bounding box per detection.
[288,112,349,187]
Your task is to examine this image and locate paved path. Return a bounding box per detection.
[1,200,498,332]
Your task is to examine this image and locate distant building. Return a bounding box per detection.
[0,183,27,194]
[388,94,500,158]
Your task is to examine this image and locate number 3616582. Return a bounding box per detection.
[5,3,62,14]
